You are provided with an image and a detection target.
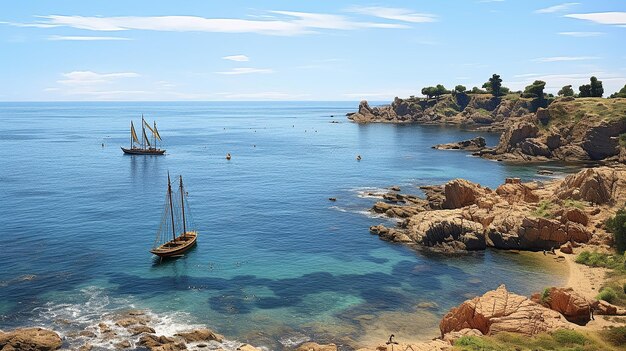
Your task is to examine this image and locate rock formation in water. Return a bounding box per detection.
[368,166,626,253]
[347,95,626,164]
[432,136,486,151]
[0,327,63,351]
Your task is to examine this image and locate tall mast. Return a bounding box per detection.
[167,172,176,241]
[141,115,146,150]
[130,121,133,148]
[180,175,187,237]
[154,121,158,150]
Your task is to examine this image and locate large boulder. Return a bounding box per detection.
[407,210,486,251]
[442,179,490,209]
[439,285,570,336]
[533,287,591,325]
[519,138,551,157]
[495,179,539,204]
[581,120,626,160]
[433,137,486,151]
[174,328,223,343]
[495,121,539,154]
[555,167,621,205]
[0,328,63,351]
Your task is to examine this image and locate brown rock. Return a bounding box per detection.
[560,242,573,254]
[115,340,132,349]
[115,315,149,327]
[175,328,224,343]
[79,330,96,338]
[555,167,621,205]
[78,344,92,351]
[563,208,588,226]
[442,328,482,344]
[0,328,63,351]
[565,222,592,243]
[294,342,338,351]
[128,326,156,336]
[540,287,591,325]
[439,284,570,336]
[433,137,486,151]
[442,179,489,209]
[496,181,539,204]
[237,344,261,351]
[495,121,539,154]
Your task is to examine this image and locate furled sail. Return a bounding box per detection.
[130,121,140,143]
[153,122,162,141]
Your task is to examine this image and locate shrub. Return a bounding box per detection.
[606,207,626,254]
[601,326,626,347]
[541,288,551,304]
[575,251,625,269]
[597,287,618,303]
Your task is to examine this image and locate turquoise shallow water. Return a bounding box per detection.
[0,102,571,349]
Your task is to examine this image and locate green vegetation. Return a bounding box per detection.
[453,330,618,350]
[454,85,467,94]
[597,287,618,303]
[558,85,575,97]
[482,74,509,97]
[563,199,586,209]
[601,326,626,348]
[421,84,450,100]
[469,86,488,94]
[532,200,554,218]
[575,251,626,307]
[541,288,551,304]
[609,84,626,98]
[547,98,626,125]
[606,207,626,254]
[579,76,604,98]
[522,80,546,99]
[619,133,626,148]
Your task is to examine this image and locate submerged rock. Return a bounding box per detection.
[432,137,486,151]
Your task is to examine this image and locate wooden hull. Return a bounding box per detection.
[150,231,197,257]
[121,147,165,155]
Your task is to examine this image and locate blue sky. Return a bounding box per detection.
[1,0,625,101]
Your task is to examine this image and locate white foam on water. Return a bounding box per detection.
[279,333,311,348]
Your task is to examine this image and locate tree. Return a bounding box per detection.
[482,74,503,97]
[434,84,449,99]
[558,85,574,97]
[579,84,592,97]
[590,76,604,97]
[454,85,467,94]
[609,84,626,98]
[523,80,546,98]
[470,86,487,94]
[421,86,437,99]
[606,207,626,254]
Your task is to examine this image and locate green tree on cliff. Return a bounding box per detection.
[609,84,626,98]
[482,74,504,97]
[434,84,449,98]
[523,80,546,98]
[454,85,467,94]
[558,85,574,97]
[579,76,604,97]
[421,86,436,99]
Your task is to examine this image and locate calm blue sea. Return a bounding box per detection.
[0,102,571,349]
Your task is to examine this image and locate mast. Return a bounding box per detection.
[180,175,187,237]
[130,121,133,148]
[141,115,146,150]
[154,121,158,150]
[167,172,176,241]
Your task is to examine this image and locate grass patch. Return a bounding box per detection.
[453,330,618,350]
[575,251,625,270]
[532,200,554,218]
[601,326,626,347]
[576,251,626,307]
[541,288,551,304]
[563,199,586,209]
[619,133,626,148]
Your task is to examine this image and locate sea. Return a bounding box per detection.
[0,101,574,350]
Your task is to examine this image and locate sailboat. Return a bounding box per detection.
[121,115,166,155]
[150,174,198,258]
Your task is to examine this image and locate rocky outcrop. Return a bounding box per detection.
[294,342,338,351]
[555,167,623,205]
[432,137,486,151]
[531,287,591,325]
[0,328,63,351]
[495,178,539,204]
[440,285,570,337]
[174,328,224,343]
[442,179,490,209]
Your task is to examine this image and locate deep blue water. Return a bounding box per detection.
[0,102,571,349]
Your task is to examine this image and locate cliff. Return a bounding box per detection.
[348,95,626,163]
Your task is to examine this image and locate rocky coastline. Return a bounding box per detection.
[347,95,626,164]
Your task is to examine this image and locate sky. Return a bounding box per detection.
[1,0,625,101]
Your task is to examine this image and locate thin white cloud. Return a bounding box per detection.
[532,56,600,62]
[535,2,579,14]
[47,35,132,41]
[222,55,249,62]
[215,67,273,75]
[558,31,604,37]
[565,12,626,26]
[346,6,437,23]
[215,92,311,100]
[6,12,410,36]
[508,71,626,93]
[58,71,140,85]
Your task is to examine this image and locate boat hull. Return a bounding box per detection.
[121,147,165,155]
[150,231,197,257]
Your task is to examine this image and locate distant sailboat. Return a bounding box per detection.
[121,115,165,155]
[150,174,198,258]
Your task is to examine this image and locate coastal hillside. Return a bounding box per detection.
[348,95,626,163]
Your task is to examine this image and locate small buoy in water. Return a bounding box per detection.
[226,153,231,160]
[253,144,256,148]
[328,197,337,202]
[356,155,362,161]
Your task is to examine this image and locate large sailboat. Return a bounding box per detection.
[151,174,198,258]
[121,115,165,155]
